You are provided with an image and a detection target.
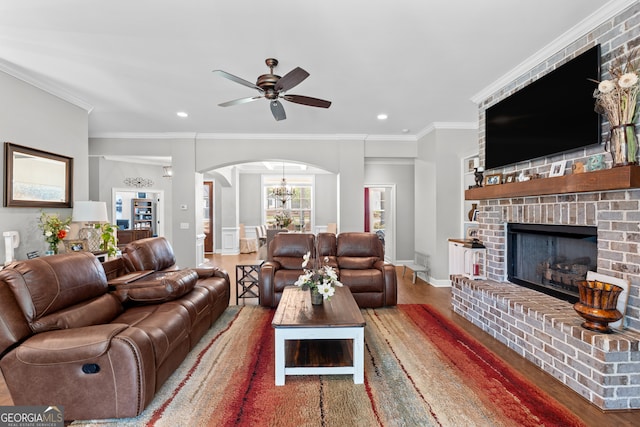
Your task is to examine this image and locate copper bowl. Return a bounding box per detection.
[573,280,623,333]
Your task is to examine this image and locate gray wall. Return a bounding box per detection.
[95,158,173,243]
[364,161,415,261]
[0,71,89,261]
[416,128,478,284]
[1,69,476,279]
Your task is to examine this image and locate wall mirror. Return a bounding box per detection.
[4,142,73,208]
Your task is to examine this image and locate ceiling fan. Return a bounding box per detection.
[213,58,331,121]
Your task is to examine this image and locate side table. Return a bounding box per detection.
[236,261,263,305]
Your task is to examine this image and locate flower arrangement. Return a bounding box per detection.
[593,48,639,165]
[294,251,342,301]
[274,210,293,228]
[38,211,71,254]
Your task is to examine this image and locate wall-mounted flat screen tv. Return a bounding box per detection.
[485,44,601,170]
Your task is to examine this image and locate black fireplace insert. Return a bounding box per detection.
[507,223,597,303]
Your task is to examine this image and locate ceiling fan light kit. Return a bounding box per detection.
[213,58,331,121]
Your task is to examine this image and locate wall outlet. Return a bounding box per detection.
[180,222,189,229]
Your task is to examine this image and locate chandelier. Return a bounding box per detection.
[270,163,296,206]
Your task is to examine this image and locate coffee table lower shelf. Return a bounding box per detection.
[274,327,364,386]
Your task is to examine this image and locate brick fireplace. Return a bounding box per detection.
[454,4,640,409]
[452,171,640,410]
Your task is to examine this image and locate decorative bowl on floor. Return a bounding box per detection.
[573,280,623,333]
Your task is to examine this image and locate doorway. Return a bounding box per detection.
[364,185,395,263]
[112,188,165,237]
[203,181,214,253]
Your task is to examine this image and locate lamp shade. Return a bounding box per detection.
[73,201,109,223]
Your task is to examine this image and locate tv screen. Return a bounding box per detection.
[485,44,601,170]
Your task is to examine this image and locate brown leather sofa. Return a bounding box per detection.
[259,232,396,308]
[0,237,230,421]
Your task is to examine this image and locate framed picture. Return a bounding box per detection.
[504,173,517,183]
[484,173,503,186]
[64,239,88,252]
[549,160,566,177]
[467,156,479,173]
[465,226,479,240]
[4,143,73,208]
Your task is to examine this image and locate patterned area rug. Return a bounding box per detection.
[72,305,585,426]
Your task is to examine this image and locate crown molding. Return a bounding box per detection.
[470,0,637,104]
[0,58,94,112]
[415,122,478,140]
[91,125,479,142]
[195,133,368,141]
[90,132,199,140]
[90,132,417,141]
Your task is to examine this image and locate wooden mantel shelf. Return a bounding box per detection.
[465,165,640,200]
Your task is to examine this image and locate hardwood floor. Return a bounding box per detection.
[0,252,637,425]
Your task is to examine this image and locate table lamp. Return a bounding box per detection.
[73,201,109,252]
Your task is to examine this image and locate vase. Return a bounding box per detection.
[48,242,59,255]
[608,123,638,167]
[311,288,323,305]
[573,280,623,333]
[467,203,478,222]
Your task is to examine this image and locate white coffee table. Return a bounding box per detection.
[272,286,365,386]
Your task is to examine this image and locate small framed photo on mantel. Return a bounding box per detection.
[484,173,503,186]
[549,160,567,177]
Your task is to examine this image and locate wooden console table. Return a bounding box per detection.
[117,229,152,248]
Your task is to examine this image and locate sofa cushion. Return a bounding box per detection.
[32,294,123,333]
[0,252,110,331]
[110,270,198,304]
[122,237,177,272]
[338,256,377,270]
[272,257,304,270]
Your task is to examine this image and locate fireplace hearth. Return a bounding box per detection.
[507,223,597,303]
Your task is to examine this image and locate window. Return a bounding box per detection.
[264,175,313,231]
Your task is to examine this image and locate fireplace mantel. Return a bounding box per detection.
[465,165,640,200]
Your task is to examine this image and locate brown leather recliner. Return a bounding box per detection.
[259,232,396,308]
[336,232,397,308]
[0,239,230,421]
[259,232,315,307]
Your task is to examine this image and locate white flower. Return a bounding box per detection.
[45,231,53,237]
[302,251,311,268]
[322,265,339,281]
[618,72,639,89]
[294,271,313,287]
[598,79,616,94]
[316,282,335,299]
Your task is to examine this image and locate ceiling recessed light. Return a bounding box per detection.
[377,114,388,120]
[176,111,188,118]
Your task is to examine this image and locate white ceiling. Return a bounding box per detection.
[0,1,625,139]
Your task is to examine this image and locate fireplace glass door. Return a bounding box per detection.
[507,223,597,302]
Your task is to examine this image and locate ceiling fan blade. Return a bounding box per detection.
[270,100,286,121]
[212,70,263,92]
[283,94,332,108]
[218,96,262,107]
[274,67,309,92]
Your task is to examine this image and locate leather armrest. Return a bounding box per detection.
[381,263,398,306]
[258,261,279,307]
[15,323,130,364]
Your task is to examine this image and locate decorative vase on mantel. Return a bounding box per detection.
[311,288,323,306]
[573,280,623,333]
[608,123,638,167]
[467,203,478,222]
